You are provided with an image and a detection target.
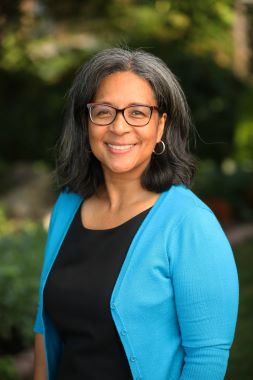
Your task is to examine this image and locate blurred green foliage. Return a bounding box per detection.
[234,86,253,162]
[194,159,253,221]
[0,208,45,352]
[0,356,19,380]
[225,239,253,380]
[0,0,252,164]
[0,2,252,377]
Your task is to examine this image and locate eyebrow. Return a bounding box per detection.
[91,101,154,107]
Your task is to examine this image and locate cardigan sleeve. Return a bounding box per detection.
[33,195,61,334]
[168,206,239,380]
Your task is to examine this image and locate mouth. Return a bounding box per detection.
[106,143,136,154]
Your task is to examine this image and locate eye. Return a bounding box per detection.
[127,106,150,118]
[131,110,145,117]
[93,106,114,118]
[97,110,110,116]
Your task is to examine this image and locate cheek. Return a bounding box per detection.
[141,125,161,145]
[87,127,97,151]
[88,126,102,144]
[88,127,107,158]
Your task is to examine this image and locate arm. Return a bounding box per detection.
[33,196,60,380]
[33,191,81,378]
[33,333,47,380]
[168,207,239,379]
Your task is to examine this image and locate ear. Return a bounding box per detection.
[156,113,167,142]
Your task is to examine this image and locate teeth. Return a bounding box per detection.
[108,144,134,150]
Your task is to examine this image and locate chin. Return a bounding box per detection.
[108,165,135,174]
[100,156,150,176]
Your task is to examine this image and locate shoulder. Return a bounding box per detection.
[163,187,235,273]
[53,190,83,212]
[147,184,224,247]
[164,184,211,211]
[163,185,232,255]
[48,190,83,230]
[161,184,214,224]
[42,190,83,260]
[159,184,231,250]
[55,189,83,207]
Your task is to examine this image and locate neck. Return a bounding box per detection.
[97,171,155,212]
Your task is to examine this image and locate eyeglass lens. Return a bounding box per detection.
[89,104,152,126]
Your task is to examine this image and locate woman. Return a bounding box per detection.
[33,48,239,380]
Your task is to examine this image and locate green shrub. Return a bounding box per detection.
[193,160,253,221]
[0,209,46,351]
[225,240,253,379]
[0,356,19,380]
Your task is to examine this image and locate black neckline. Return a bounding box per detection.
[79,206,152,233]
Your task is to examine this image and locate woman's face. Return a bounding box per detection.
[88,71,167,179]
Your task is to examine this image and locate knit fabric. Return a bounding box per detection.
[44,206,150,379]
[34,184,239,380]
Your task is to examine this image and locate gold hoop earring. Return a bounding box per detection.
[153,140,165,155]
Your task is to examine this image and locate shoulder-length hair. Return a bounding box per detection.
[56,47,196,198]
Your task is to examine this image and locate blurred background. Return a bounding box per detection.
[0,0,252,379]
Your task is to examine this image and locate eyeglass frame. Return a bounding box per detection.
[86,102,160,127]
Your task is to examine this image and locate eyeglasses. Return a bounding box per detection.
[86,103,159,127]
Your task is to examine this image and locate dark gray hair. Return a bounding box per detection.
[56,48,196,197]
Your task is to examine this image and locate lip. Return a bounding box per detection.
[106,143,136,154]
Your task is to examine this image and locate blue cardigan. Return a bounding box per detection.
[34,184,239,380]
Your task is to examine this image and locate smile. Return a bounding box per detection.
[106,143,136,153]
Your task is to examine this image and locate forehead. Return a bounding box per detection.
[94,71,157,105]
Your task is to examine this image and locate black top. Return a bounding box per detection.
[44,204,151,380]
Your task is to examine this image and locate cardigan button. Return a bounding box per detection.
[110,303,116,310]
[121,329,127,336]
[130,356,137,362]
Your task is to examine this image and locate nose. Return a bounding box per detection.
[108,111,131,134]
